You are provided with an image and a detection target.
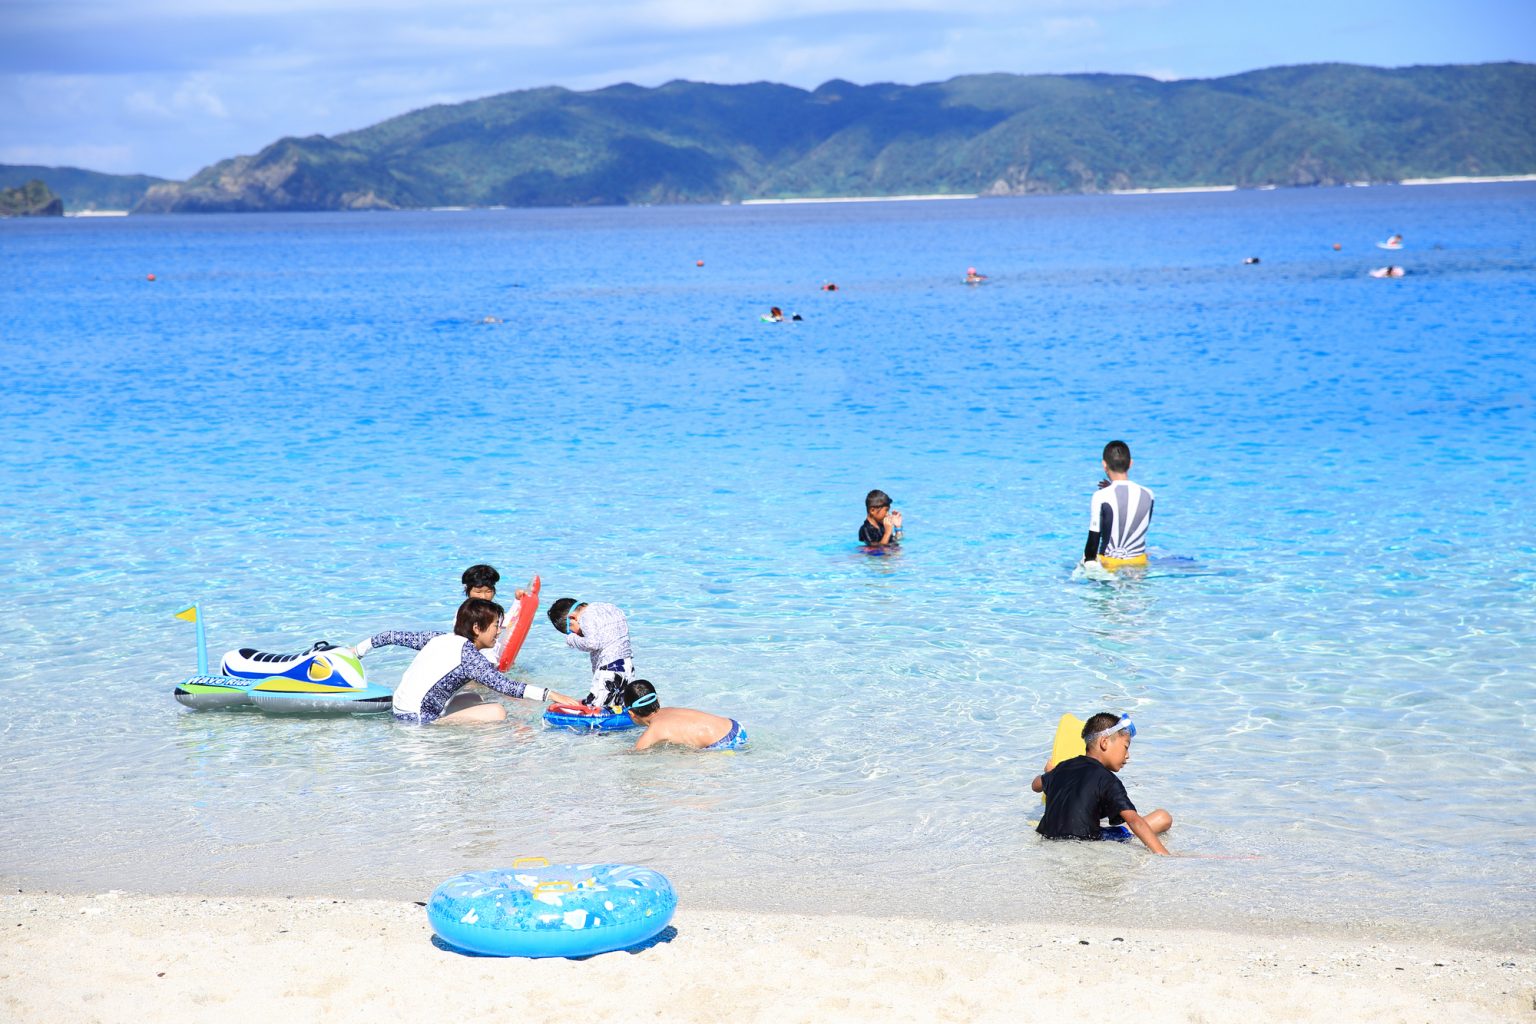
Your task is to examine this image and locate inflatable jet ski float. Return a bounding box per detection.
[173,606,392,714]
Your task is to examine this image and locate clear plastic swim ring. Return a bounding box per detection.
[428,860,676,957]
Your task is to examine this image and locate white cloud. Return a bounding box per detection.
[1043,16,1100,40]
[123,75,228,120]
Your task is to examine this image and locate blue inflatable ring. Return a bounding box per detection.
[427,860,676,958]
[543,703,637,732]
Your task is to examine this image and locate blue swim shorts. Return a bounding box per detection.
[703,719,748,751]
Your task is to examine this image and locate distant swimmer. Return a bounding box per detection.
[1369,266,1407,278]
[821,282,839,291]
[858,488,902,548]
[1243,257,1261,265]
[763,306,784,322]
[481,316,503,324]
[1377,234,1404,250]
[965,267,988,284]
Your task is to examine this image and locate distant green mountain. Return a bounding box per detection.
[134,62,1536,213]
[0,165,170,212]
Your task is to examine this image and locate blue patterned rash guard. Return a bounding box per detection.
[355,630,547,723]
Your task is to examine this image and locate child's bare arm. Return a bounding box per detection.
[1030,755,1058,793]
[1120,810,1170,855]
[633,726,662,751]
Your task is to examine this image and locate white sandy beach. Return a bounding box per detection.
[2,891,1528,1023]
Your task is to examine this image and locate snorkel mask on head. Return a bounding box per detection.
[628,692,659,712]
[1087,714,1136,744]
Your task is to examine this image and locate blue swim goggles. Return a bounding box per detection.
[1087,714,1136,743]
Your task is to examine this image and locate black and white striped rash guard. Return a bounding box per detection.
[355,630,547,723]
[1086,480,1156,560]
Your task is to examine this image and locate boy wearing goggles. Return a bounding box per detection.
[546,596,634,712]
[1031,712,1173,854]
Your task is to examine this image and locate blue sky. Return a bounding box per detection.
[2,0,1531,179]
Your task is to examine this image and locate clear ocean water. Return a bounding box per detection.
[2,184,1533,949]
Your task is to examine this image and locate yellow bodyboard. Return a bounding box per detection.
[1042,713,1086,804]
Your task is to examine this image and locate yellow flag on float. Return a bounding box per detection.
[177,604,209,674]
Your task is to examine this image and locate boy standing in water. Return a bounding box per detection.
[1031,712,1172,854]
[1083,440,1154,569]
[546,596,633,711]
[859,489,903,546]
[621,680,748,751]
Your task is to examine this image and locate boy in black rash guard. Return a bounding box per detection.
[859,489,903,546]
[1031,712,1173,855]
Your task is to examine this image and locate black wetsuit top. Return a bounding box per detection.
[1036,756,1137,840]
[860,519,900,545]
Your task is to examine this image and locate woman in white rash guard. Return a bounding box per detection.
[351,598,577,724]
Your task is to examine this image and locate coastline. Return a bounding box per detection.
[36,173,1536,218]
[740,174,1536,205]
[3,890,1529,1023]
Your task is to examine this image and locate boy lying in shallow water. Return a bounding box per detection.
[622,679,748,752]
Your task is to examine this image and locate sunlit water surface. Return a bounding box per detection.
[1,184,1533,950]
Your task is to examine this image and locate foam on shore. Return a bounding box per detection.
[1399,173,1536,185]
[740,193,977,204]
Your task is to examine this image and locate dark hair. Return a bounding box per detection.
[454,597,504,641]
[865,489,891,510]
[461,564,500,595]
[547,597,580,633]
[1081,712,1121,746]
[622,679,660,716]
[1102,441,1131,473]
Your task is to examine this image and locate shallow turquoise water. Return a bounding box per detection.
[1,184,1533,948]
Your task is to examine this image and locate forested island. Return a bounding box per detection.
[0,179,64,217]
[7,63,1533,214]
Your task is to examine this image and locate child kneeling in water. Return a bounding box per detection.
[622,680,747,752]
[1031,712,1173,854]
